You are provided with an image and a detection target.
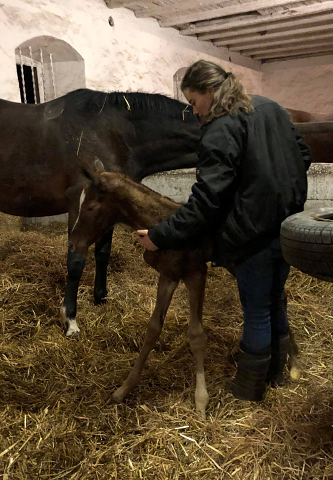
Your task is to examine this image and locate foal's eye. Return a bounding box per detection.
[87,205,95,211]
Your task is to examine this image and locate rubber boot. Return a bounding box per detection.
[266,333,290,386]
[231,350,271,401]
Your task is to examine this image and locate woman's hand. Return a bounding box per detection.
[136,230,159,251]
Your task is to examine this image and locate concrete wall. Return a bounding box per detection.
[23,163,333,226]
[143,164,333,212]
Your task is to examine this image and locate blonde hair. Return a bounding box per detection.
[181,60,253,122]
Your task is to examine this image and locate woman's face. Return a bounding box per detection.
[183,88,214,118]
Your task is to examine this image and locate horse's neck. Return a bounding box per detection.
[114,182,180,230]
[129,121,200,178]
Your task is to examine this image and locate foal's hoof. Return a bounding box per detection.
[110,395,122,405]
[112,388,126,404]
[197,409,207,421]
[290,364,301,381]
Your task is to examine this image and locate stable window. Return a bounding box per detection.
[15,36,85,104]
[16,64,40,104]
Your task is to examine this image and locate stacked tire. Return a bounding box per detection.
[281,207,333,282]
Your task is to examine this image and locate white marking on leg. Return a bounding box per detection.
[70,189,86,234]
[195,372,209,420]
[290,360,301,381]
[60,305,80,337]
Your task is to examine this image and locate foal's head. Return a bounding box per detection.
[68,160,125,256]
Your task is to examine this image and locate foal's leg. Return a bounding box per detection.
[94,228,114,304]
[289,328,301,381]
[183,270,209,420]
[112,275,179,403]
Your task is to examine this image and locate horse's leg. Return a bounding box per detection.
[94,228,114,304]
[61,248,86,337]
[112,275,179,403]
[60,202,87,337]
[183,269,209,420]
[61,229,113,336]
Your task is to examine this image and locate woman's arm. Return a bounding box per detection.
[146,119,244,250]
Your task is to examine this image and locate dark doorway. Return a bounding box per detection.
[16,64,40,104]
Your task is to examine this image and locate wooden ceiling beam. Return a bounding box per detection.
[263,51,333,62]
[157,0,303,28]
[251,45,333,60]
[229,31,333,52]
[197,11,333,42]
[241,38,333,56]
[214,24,333,47]
[247,43,333,59]
[104,0,155,8]
[180,2,333,36]
[136,0,233,18]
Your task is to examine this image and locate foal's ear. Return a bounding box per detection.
[93,158,105,174]
[80,158,103,182]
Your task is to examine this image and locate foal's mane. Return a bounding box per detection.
[61,89,195,122]
[105,171,181,208]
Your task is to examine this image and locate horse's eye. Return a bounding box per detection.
[87,205,95,212]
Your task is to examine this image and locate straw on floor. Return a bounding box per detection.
[0,213,332,479]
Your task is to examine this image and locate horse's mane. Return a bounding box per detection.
[60,88,195,122]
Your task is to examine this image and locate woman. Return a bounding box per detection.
[137,60,312,401]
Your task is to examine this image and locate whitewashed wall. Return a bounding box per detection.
[0,0,261,103]
[1,0,333,226]
[2,0,333,112]
[262,55,333,114]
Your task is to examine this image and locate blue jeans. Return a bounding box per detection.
[233,237,290,354]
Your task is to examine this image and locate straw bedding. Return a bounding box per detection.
[0,213,332,479]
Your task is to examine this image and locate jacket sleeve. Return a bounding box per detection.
[148,119,243,250]
[293,126,313,171]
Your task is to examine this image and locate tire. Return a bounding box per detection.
[281,207,333,282]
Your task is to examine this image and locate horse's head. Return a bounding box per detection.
[68,160,124,256]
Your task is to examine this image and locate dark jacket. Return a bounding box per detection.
[148,95,312,265]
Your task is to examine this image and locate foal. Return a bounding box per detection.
[69,160,210,418]
[68,160,301,417]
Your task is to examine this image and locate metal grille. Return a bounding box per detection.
[16,46,57,104]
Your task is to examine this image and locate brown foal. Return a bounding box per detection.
[68,159,301,418]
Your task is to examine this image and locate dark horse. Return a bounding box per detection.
[0,89,201,335]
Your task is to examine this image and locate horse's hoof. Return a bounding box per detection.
[65,319,81,338]
[60,306,81,337]
[94,296,108,305]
